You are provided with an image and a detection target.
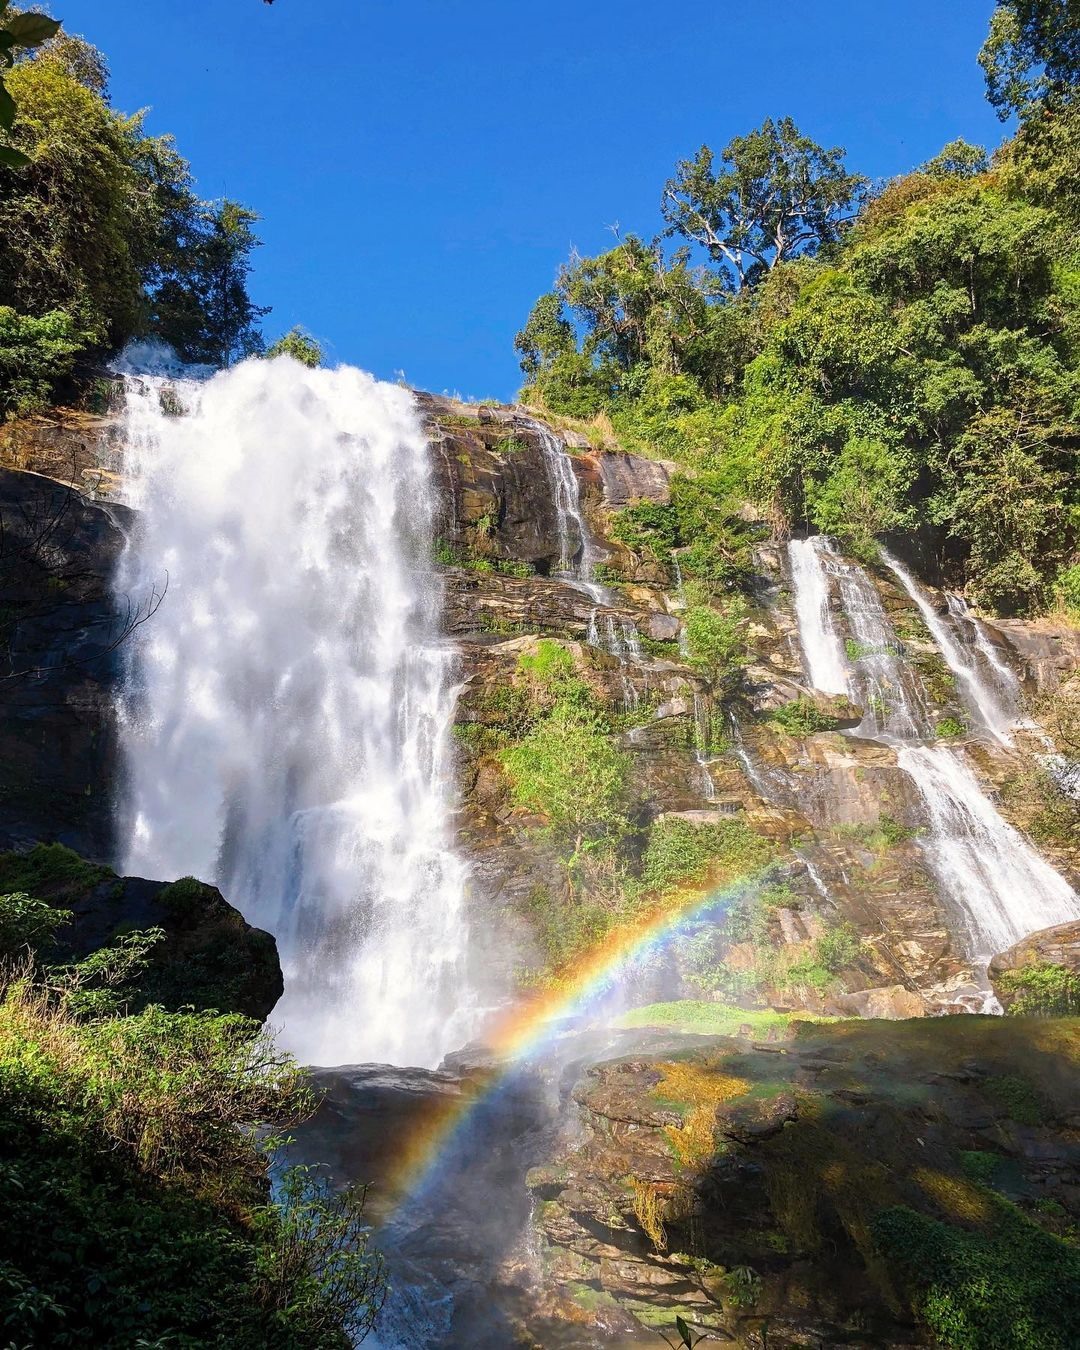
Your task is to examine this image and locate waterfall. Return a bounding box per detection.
[788,535,1079,965]
[880,547,1015,745]
[528,419,604,598]
[113,355,472,1068]
[896,745,1078,958]
[787,537,849,695]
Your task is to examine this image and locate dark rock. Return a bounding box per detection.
[0,470,128,858]
[0,846,283,1021]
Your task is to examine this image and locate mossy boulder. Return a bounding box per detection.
[530,1015,1080,1348]
[0,844,283,1020]
[990,920,1080,1016]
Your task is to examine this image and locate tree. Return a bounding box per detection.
[980,0,1080,120]
[0,2,60,167]
[501,705,630,863]
[661,117,866,290]
[266,325,322,367]
[151,199,269,366]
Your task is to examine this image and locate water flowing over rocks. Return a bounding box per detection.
[3,383,1080,1346]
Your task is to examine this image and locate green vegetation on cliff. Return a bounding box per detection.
[516,4,1080,615]
[0,18,318,413]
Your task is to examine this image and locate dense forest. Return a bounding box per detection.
[514,2,1080,619]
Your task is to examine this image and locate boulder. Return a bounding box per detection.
[832,983,928,1019]
[0,845,283,1021]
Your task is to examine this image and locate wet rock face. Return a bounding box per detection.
[993,618,1080,694]
[530,1018,1080,1347]
[0,469,128,859]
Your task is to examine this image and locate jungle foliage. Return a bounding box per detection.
[0,883,386,1346]
[516,9,1080,615]
[0,19,308,414]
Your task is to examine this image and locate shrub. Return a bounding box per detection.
[997,961,1080,1017]
[769,697,838,736]
[0,307,85,416]
[1054,563,1080,620]
[874,1196,1080,1350]
[501,705,630,859]
[0,964,385,1347]
[684,598,747,688]
[0,890,70,959]
[639,817,773,897]
[936,715,967,739]
[265,326,322,367]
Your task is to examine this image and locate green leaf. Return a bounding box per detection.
[0,78,14,131]
[675,1315,691,1347]
[0,143,29,168]
[5,14,61,46]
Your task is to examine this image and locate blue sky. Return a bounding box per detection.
[59,1,1007,402]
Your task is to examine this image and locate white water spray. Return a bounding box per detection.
[114,355,472,1068]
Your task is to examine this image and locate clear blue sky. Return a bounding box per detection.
[59,1,1006,402]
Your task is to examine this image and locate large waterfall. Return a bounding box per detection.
[113,355,472,1068]
[787,536,1079,963]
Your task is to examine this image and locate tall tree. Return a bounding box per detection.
[151,200,269,367]
[980,0,1080,120]
[661,117,866,290]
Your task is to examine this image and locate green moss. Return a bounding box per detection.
[984,1073,1045,1127]
[874,1195,1080,1349]
[614,1000,833,1037]
[769,697,841,735]
[0,844,113,904]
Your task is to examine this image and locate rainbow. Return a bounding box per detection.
[388,870,768,1208]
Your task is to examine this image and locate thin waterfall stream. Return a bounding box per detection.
[113,355,473,1068]
[786,535,1080,965]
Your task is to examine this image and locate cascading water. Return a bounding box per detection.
[113,354,472,1068]
[788,535,1079,965]
[880,547,1016,745]
[895,744,1078,957]
[787,537,849,695]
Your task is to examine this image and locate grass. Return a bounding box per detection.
[614,1000,834,1038]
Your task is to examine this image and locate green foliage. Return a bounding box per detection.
[502,704,630,857]
[684,596,747,688]
[0,2,60,168]
[768,697,839,736]
[998,960,1080,1016]
[0,841,111,900]
[0,34,268,411]
[151,198,268,366]
[0,954,385,1347]
[980,0,1080,122]
[0,304,83,413]
[1054,562,1080,618]
[661,117,867,290]
[639,817,774,897]
[874,1193,1080,1349]
[936,715,968,739]
[516,94,1080,614]
[0,889,69,958]
[266,326,322,367]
